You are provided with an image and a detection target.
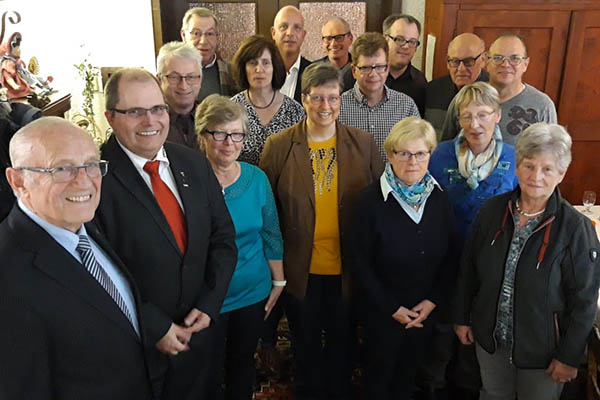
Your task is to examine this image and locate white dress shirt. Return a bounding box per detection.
[280,55,302,99]
[116,139,185,211]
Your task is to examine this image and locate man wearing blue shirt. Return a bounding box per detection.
[0,117,152,399]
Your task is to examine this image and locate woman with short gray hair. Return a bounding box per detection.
[454,122,600,400]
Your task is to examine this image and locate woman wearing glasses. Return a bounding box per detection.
[349,117,459,400]
[430,82,518,242]
[230,35,305,166]
[259,62,383,399]
[195,94,284,400]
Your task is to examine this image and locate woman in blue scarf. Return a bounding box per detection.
[350,117,460,400]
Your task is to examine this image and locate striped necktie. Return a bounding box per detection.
[76,235,137,333]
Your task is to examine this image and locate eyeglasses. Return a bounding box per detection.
[458,111,496,125]
[489,54,527,66]
[322,32,350,43]
[205,129,245,142]
[447,52,485,68]
[187,29,217,40]
[111,105,169,118]
[304,93,341,105]
[161,73,202,85]
[385,34,420,48]
[392,150,430,162]
[16,161,109,183]
[354,64,388,75]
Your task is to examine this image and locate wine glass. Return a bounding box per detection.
[583,190,596,214]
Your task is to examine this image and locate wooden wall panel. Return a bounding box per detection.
[456,10,570,104]
[558,10,600,203]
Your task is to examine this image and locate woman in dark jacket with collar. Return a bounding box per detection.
[454,123,600,400]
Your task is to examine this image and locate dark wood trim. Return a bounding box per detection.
[42,93,71,118]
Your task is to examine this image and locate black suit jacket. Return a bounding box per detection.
[293,56,313,103]
[0,206,152,400]
[95,137,237,396]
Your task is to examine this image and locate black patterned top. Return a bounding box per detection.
[231,92,305,165]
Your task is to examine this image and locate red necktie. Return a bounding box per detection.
[143,161,187,253]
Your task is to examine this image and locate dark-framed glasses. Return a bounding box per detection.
[354,64,388,75]
[205,130,245,142]
[393,150,430,162]
[489,54,527,66]
[16,160,109,183]
[458,111,496,125]
[304,93,341,105]
[322,32,351,43]
[447,52,485,68]
[162,73,202,85]
[111,104,169,118]
[187,29,217,39]
[385,34,420,48]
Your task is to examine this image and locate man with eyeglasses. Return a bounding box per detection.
[424,33,489,138]
[271,6,312,103]
[97,68,237,399]
[180,7,236,102]
[441,34,556,145]
[338,32,420,159]
[383,13,427,116]
[0,117,153,399]
[316,17,354,91]
[157,42,203,150]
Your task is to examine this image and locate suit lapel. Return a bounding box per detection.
[102,137,181,254]
[9,208,139,341]
[164,143,195,259]
[291,123,315,209]
[335,122,351,206]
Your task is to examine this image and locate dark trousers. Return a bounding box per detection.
[284,274,352,400]
[365,311,434,400]
[208,299,267,400]
[260,299,284,347]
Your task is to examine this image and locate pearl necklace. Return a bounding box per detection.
[515,199,545,217]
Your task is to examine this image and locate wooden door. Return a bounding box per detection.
[456,9,570,104]
[557,10,600,203]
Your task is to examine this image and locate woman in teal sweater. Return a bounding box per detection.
[196,94,284,400]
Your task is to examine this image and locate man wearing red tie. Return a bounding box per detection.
[95,68,237,400]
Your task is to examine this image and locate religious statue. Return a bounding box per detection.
[0,32,53,99]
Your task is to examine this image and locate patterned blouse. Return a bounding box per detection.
[231,92,305,165]
[495,212,541,347]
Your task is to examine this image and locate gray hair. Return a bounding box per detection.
[455,82,500,115]
[323,17,350,33]
[382,14,421,36]
[182,7,218,31]
[384,117,437,154]
[301,62,343,94]
[157,41,203,76]
[516,123,572,173]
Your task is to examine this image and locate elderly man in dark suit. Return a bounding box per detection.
[95,67,237,400]
[0,117,152,399]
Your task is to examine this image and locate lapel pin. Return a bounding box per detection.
[180,171,189,187]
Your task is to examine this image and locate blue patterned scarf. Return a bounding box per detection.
[455,124,503,190]
[384,162,435,207]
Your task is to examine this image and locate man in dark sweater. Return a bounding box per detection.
[424,33,488,139]
[157,42,203,150]
[383,14,427,116]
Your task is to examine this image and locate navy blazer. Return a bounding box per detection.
[0,205,152,400]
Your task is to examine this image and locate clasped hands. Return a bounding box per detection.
[392,299,436,329]
[155,308,211,356]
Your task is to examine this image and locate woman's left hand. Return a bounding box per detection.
[545,359,578,383]
[405,299,436,329]
[264,285,284,320]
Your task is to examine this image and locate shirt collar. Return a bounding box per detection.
[203,54,217,68]
[116,137,170,170]
[288,55,301,74]
[379,170,442,202]
[18,199,86,255]
[351,82,390,106]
